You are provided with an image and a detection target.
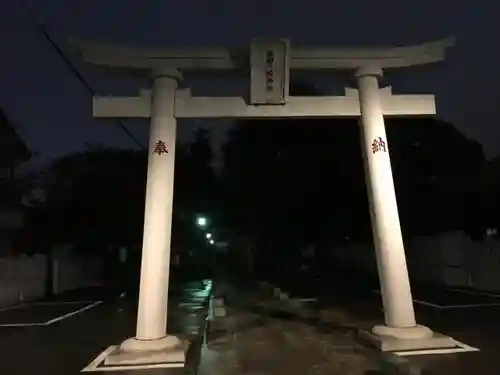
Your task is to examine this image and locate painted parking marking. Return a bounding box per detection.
[438,302,500,309]
[372,290,443,309]
[44,301,103,325]
[32,300,101,306]
[81,345,185,372]
[0,303,28,312]
[373,289,500,309]
[445,287,500,298]
[0,300,100,312]
[394,339,479,356]
[0,300,103,327]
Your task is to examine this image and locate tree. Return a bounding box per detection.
[173,128,220,276]
[222,82,370,261]
[462,155,500,239]
[14,145,148,254]
[386,118,485,236]
[14,133,219,262]
[222,84,486,256]
[175,127,219,219]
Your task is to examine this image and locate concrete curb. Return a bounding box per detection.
[379,353,422,375]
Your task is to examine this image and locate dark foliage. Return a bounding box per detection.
[221,81,486,254]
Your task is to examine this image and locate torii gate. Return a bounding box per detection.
[74,37,457,367]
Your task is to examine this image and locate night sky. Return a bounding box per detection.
[1,0,499,170]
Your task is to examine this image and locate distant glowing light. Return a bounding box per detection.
[196,216,207,227]
[486,228,497,236]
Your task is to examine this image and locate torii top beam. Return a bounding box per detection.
[71,37,455,71]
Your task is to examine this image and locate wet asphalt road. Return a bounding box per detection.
[0,279,212,375]
[272,268,500,375]
[2,268,500,375]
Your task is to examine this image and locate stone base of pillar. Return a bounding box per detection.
[359,324,457,352]
[104,335,189,366]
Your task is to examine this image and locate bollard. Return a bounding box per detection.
[279,292,290,301]
[213,297,227,318]
[206,295,232,351]
[289,298,303,310]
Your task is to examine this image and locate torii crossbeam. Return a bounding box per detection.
[93,86,436,119]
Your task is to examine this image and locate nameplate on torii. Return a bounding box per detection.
[92,86,435,120]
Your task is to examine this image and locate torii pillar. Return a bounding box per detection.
[73,37,459,367]
[111,68,187,366]
[356,65,433,343]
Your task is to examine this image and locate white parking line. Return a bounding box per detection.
[0,300,103,327]
[394,339,479,356]
[412,299,444,308]
[0,303,27,312]
[0,300,99,313]
[33,300,99,306]
[45,301,103,325]
[445,288,500,298]
[371,290,444,309]
[81,346,114,372]
[373,289,500,309]
[81,345,186,372]
[439,303,500,309]
[0,322,47,327]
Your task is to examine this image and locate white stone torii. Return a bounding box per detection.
[73,37,457,367]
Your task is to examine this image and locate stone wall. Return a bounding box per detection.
[0,254,46,306]
[330,231,500,291]
[0,254,104,307]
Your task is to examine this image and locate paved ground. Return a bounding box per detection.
[0,277,387,375]
[0,279,212,375]
[3,269,500,375]
[199,286,383,375]
[273,268,500,375]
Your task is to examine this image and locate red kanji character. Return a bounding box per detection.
[153,140,168,155]
[372,137,386,154]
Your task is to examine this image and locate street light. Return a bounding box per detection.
[483,227,498,285]
[486,228,497,237]
[486,228,497,255]
[209,239,215,245]
[196,216,207,228]
[206,233,212,239]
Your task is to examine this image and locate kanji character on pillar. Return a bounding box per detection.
[153,140,168,155]
[372,137,387,154]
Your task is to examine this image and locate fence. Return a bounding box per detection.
[329,231,500,291]
[0,254,103,308]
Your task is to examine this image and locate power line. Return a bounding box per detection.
[19,3,144,149]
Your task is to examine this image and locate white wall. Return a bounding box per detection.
[0,254,104,308]
[0,254,46,307]
[329,231,500,291]
[52,255,104,294]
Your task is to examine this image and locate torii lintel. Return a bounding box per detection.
[70,37,456,71]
